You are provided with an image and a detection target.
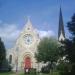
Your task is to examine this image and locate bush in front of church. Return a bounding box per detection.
[30,68,36,74]
[41,66,50,74]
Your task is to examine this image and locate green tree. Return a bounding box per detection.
[35,37,60,72]
[65,13,75,75]
[66,14,75,63]
[0,37,6,68]
[0,37,11,72]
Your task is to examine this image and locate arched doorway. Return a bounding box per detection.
[24,56,31,69]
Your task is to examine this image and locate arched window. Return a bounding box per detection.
[9,55,12,64]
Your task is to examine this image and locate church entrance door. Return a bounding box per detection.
[24,57,31,69]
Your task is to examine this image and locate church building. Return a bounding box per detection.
[6,7,65,72]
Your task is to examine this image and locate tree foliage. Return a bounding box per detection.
[0,37,11,72]
[65,13,75,63]
[0,37,6,68]
[67,13,75,37]
[61,13,75,75]
[35,37,59,63]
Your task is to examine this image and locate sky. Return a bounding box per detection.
[0,0,75,49]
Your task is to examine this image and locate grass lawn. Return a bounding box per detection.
[0,72,13,75]
[18,71,60,75]
[0,71,60,75]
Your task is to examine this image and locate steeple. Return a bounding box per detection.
[22,17,34,32]
[58,7,65,42]
[26,17,32,28]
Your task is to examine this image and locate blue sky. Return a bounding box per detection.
[0,0,75,49]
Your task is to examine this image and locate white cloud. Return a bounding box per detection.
[0,25,20,41]
[0,23,21,48]
[37,30,55,38]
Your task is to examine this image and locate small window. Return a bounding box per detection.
[9,55,12,64]
[27,28,30,30]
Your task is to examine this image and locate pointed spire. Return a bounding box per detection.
[23,16,33,31]
[58,7,65,42]
[26,16,32,25]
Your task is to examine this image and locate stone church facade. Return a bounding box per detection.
[7,19,41,71]
[6,7,65,72]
